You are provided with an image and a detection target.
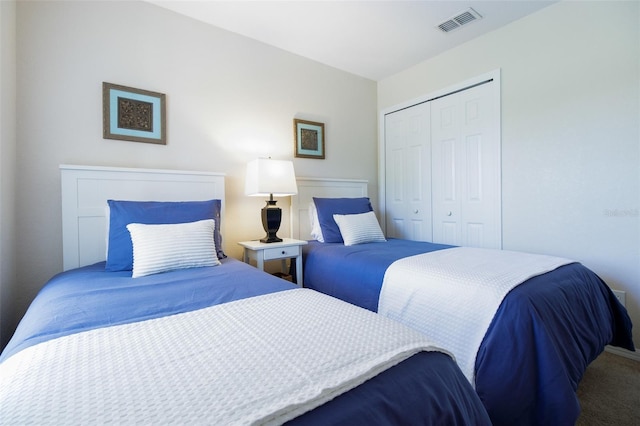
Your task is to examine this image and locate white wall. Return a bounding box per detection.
[378,0,640,352]
[0,0,17,347]
[4,0,376,346]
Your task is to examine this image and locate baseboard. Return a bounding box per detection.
[605,345,640,362]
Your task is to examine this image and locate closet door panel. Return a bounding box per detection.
[432,91,461,245]
[442,221,459,246]
[465,135,482,202]
[431,82,501,249]
[384,102,431,241]
[442,139,457,202]
[384,115,405,239]
[462,84,501,249]
[467,222,484,247]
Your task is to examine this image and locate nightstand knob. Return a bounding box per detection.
[282,250,286,254]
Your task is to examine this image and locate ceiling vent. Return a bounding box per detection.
[437,8,482,33]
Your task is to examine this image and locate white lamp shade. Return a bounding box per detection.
[245,158,298,197]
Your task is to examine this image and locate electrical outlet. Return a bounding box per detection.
[612,290,626,308]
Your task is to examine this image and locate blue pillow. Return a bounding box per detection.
[106,199,225,272]
[312,197,373,243]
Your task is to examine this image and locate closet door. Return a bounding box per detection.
[384,102,432,241]
[431,82,501,248]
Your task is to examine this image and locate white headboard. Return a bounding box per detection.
[60,165,225,271]
[291,177,368,240]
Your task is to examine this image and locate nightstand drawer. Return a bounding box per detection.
[263,246,300,260]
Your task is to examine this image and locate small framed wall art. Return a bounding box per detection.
[102,82,166,145]
[294,119,325,159]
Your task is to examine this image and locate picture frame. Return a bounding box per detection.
[294,119,325,159]
[102,82,166,145]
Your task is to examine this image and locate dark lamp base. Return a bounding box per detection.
[260,199,282,243]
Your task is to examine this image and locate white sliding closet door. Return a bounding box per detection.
[431,82,501,248]
[384,102,432,240]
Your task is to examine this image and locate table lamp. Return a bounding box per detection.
[245,158,298,243]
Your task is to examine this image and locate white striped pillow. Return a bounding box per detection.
[333,211,386,246]
[127,219,220,278]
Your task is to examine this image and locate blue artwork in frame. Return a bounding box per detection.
[103,82,166,145]
[294,118,325,159]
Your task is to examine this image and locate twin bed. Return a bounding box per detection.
[291,177,635,426]
[0,166,490,425]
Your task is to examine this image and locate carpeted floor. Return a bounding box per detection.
[576,350,640,425]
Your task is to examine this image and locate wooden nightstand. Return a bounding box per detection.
[238,238,308,286]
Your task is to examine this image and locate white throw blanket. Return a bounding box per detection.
[378,247,573,384]
[1,288,445,425]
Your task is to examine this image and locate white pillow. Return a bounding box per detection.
[126,219,220,278]
[309,201,325,242]
[332,211,386,246]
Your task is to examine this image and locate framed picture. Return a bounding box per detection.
[102,82,166,145]
[294,119,325,159]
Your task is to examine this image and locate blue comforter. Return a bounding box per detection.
[1,258,293,362]
[302,239,635,426]
[1,257,491,425]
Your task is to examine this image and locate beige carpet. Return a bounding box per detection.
[576,350,640,425]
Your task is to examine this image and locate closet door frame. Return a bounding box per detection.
[378,69,502,241]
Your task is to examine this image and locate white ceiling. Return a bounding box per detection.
[147,1,557,81]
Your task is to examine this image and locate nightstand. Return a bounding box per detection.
[238,238,308,286]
